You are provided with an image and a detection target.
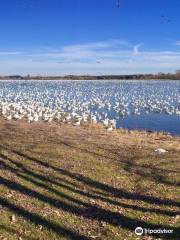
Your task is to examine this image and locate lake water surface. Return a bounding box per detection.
[0,79,179,135]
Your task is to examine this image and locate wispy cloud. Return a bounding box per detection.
[43,39,132,60]
[176,41,180,46]
[0,40,180,75]
[62,39,132,51]
[133,43,144,55]
[0,51,23,56]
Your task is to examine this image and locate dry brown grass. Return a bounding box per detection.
[0,118,179,240]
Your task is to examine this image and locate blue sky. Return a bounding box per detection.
[0,0,180,75]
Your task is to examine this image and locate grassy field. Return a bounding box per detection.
[0,118,179,240]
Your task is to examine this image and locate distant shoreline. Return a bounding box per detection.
[0,73,180,81]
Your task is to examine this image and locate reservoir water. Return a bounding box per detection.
[0,79,179,135]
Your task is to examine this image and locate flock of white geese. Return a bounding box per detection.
[0,80,179,131]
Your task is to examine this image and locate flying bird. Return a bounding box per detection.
[161,15,171,23]
[116,0,121,8]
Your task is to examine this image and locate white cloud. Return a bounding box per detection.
[176,41,180,46]
[0,40,180,75]
[62,39,132,51]
[133,43,144,55]
[42,39,132,60]
[0,51,23,56]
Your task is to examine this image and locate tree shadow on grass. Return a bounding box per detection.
[0,175,179,239]
[0,156,178,219]
[0,224,43,240]
[1,140,179,189]
[0,197,90,240]
[97,145,180,188]
[23,138,180,188]
[11,149,180,208]
[0,148,179,239]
